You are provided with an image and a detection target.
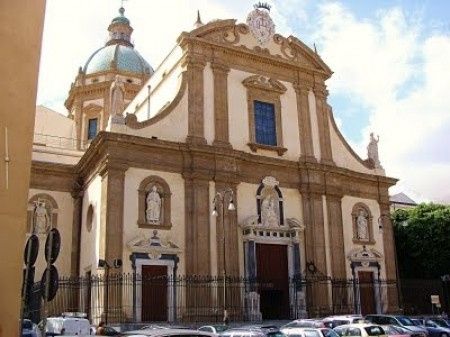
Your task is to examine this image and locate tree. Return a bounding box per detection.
[392,203,450,279]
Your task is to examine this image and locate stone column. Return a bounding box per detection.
[214,182,239,277]
[326,195,346,279]
[183,55,207,145]
[313,83,334,165]
[99,161,127,323]
[301,189,331,315]
[70,188,83,277]
[184,177,211,276]
[380,200,400,312]
[211,62,231,147]
[294,81,315,162]
[99,161,127,268]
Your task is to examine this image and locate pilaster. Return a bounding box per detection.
[183,55,207,145]
[211,62,231,147]
[184,176,211,275]
[294,80,315,163]
[70,188,83,277]
[326,194,347,280]
[313,82,334,165]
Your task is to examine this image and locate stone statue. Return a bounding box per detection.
[34,200,50,234]
[110,75,125,117]
[367,132,381,168]
[356,209,369,240]
[261,195,278,226]
[146,186,161,223]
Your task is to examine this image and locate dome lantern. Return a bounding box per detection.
[106,7,133,48]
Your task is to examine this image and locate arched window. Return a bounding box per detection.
[27,193,58,235]
[256,176,284,226]
[352,203,374,244]
[138,176,172,229]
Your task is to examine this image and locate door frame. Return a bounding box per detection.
[135,258,175,322]
[354,267,381,314]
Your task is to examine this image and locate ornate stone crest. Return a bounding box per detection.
[246,3,275,46]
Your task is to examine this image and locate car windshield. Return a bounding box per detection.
[268,332,286,337]
[322,329,340,337]
[397,318,415,326]
[365,326,384,336]
[304,330,321,337]
[215,326,229,333]
[431,319,450,328]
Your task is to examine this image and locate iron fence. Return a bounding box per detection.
[23,274,445,324]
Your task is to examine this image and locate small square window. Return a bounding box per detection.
[87,118,98,140]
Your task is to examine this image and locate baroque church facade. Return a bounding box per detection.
[28,4,399,321]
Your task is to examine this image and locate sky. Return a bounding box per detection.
[37,0,450,203]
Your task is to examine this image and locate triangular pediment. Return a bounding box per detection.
[185,19,332,76]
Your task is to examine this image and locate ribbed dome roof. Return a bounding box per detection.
[83,44,153,76]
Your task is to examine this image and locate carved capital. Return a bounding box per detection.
[211,62,230,74]
[313,84,328,100]
[181,54,207,70]
[293,80,313,93]
[98,159,128,178]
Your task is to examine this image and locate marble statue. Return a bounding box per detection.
[110,75,125,117]
[146,186,161,223]
[367,132,381,168]
[34,200,50,234]
[261,196,278,226]
[356,209,369,240]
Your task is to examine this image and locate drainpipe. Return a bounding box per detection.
[147,85,151,119]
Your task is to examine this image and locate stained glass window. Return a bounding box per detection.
[254,100,277,146]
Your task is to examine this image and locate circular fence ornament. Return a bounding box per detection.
[246,2,275,46]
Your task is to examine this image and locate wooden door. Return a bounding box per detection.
[142,265,167,321]
[358,271,376,315]
[256,243,289,319]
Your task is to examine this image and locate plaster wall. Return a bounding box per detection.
[123,89,188,141]
[80,175,102,275]
[341,196,386,279]
[32,146,83,165]
[34,106,74,139]
[123,168,186,274]
[28,189,74,277]
[330,117,374,175]
[228,69,301,161]
[308,90,321,161]
[126,46,183,120]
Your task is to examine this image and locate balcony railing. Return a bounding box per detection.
[33,133,89,151]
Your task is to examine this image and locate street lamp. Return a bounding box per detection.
[212,188,235,324]
[98,258,122,324]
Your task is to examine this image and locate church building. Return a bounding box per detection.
[28,4,399,322]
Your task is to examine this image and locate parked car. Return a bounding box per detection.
[318,328,341,337]
[411,319,450,337]
[381,325,413,337]
[199,325,229,335]
[21,319,38,337]
[39,314,91,336]
[365,315,428,336]
[323,316,364,328]
[281,327,324,337]
[123,328,215,337]
[219,325,286,337]
[283,320,325,329]
[425,319,450,329]
[333,323,386,337]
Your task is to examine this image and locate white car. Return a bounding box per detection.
[281,327,325,337]
[39,315,91,336]
[333,324,387,337]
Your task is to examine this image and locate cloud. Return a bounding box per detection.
[311,2,450,202]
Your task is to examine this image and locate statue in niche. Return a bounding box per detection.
[109,75,125,117]
[367,132,381,168]
[146,186,161,223]
[34,200,50,234]
[261,195,278,226]
[356,209,369,241]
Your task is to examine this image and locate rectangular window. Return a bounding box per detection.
[254,100,277,146]
[87,118,98,140]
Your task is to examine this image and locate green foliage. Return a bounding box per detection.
[392,203,450,279]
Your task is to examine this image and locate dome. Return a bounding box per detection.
[83,44,154,76]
